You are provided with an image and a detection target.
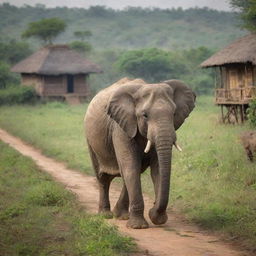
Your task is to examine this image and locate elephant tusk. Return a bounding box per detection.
[174,142,182,152]
[144,140,152,153]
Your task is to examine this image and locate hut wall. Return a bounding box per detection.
[222,64,255,90]
[21,74,44,95]
[73,75,88,94]
[43,75,66,96]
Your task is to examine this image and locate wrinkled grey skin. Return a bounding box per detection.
[241,131,256,161]
[84,78,196,229]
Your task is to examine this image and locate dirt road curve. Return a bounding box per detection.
[0,128,248,256]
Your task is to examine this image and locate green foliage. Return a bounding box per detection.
[246,98,256,126]
[22,17,67,45]
[74,30,92,41]
[181,47,215,94]
[25,182,72,206]
[0,141,136,256]
[116,48,187,82]
[75,215,135,256]
[69,40,92,54]
[0,4,244,50]
[230,0,256,32]
[114,46,214,94]
[0,86,37,105]
[0,204,26,221]
[0,39,32,64]
[0,62,20,89]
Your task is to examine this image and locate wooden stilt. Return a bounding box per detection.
[240,105,244,123]
[220,104,249,124]
[221,105,224,123]
[234,106,238,123]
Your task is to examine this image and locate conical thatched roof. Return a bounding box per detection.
[11,45,102,75]
[201,34,256,68]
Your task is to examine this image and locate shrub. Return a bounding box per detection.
[69,41,92,54]
[246,98,256,126]
[0,61,20,88]
[0,204,26,221]
[25,182,72,206]
[0,86,37,105]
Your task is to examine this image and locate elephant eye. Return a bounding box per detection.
[142,112,148,119]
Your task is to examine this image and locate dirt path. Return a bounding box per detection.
[0,128,248,256]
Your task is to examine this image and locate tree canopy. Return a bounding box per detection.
[115,47,214,94]
[230,0,256,32]
[22,18,66,45]
[74,30,92,41]
[115,48,188,82]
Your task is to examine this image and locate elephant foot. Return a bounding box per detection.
[113,206,129,220]
[99,209,113,219]
[126,215,149,229]
[149,208,168,225]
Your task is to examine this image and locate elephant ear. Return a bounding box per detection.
[107,84,142,138]
[164,80,196,130]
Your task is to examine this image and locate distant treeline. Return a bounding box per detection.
[0,3,247,96]
[0,3,245,50]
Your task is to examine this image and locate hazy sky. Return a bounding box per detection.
[0,0,232,11]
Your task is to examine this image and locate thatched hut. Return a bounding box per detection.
[201,34,256,123]
[11,45,102,102]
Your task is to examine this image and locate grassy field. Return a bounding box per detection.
[0,141,135,256]
[0,97,256,252]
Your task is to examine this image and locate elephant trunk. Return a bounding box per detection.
[149,122,174,225]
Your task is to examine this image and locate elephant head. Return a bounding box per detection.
[107,79,195,225]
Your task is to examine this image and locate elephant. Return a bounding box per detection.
[84,77,196,229]
[240,131,256,161]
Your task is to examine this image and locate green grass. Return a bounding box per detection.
[0,141,136,256]
[0,101,92,174]
[0,97,256,252]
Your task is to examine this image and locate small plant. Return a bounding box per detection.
[0,204,26,221]
[25,182,71,206]
[75,215,136,256]
[246,98,256,126]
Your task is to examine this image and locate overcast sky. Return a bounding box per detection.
[0,0,232,11]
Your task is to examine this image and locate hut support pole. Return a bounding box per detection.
[234,106,239,123]
[221,105,224,123]
[240,105,244,123]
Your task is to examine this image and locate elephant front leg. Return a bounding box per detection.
[113,184,129,220]
[113,134,148,229]
[122,169,148,229]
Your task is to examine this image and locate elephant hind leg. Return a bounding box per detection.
[97,173,114,218]
[113,184,129,220]
[87,143,114,217]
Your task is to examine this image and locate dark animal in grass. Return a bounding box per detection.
[84,78,195,229]
[240,131,256,161]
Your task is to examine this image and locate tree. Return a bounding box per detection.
[71,30,93,55]
[115,48,187,82]
[0,62,19,89]
[74,30,92,41]
[0,40,32,64]
[22,18,66,45]
[69,41,92,54]
[230,0,256,32]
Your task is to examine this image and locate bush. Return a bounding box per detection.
[0,86,37,105]
[247,98,256,126]
[0,61,20,88]
[25,182,72,206]
[69,41,92,54]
